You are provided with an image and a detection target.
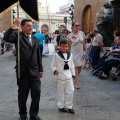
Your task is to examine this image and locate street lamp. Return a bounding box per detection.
[69,4,74,23]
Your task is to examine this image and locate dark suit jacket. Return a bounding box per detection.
[4,28,43,79]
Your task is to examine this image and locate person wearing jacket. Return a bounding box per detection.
[4,18,43,120]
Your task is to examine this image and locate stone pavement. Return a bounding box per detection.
[0,43,120,120]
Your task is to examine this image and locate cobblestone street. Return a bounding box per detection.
[0,43,120,120]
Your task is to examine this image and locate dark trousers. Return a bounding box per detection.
[39,44,43,58]
[91,46,101,67]
[1,43,4,54]
[49,38,51,43]
[102,59,120,75]
[18,74,41,117]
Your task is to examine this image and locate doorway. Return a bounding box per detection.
[82,5,94,32]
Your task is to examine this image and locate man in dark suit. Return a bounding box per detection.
[4,18,43,120]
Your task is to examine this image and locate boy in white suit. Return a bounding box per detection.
[51,40,75,114]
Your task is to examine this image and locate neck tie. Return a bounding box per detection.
[27,36,32,46]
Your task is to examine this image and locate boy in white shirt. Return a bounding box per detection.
[51,40,75,114]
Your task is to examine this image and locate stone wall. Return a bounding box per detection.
[0,10,12,31]
[74,0,108,31]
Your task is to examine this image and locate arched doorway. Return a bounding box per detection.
[82,5,94,32]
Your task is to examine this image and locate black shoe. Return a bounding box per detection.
[30,115,42,120]
[58,108,67,112]
[98,75,108,80]
[66,108,75,114]
[20,115,28,120]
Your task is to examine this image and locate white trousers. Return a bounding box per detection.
[57,79,74,109]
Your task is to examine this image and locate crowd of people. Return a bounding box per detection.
[1,18,120,120]
[50,26,120,118]
[52,22,120,82]
[0,28,55,58]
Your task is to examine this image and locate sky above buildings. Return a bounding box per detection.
[40,0,69,13]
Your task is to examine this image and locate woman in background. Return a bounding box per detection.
[68,22,86,89]
[53,30,59,51]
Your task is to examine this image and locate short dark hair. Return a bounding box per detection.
[86,37,91,43]
[85,31,90,35]
[55,30,59,34]
[21,19,32,26]
[60,40,69,46]
[114,30,120,36]
[88,33,94,38]
[64,29,69,34]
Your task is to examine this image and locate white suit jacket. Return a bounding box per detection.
[51,51,75,81]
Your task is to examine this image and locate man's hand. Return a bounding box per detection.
[11,18,21,29]
[39,72,43,78]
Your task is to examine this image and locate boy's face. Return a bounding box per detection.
[60,44,69,53]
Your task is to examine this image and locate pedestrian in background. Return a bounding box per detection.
[45,33,49,46]
[68,22,86,89]
[60,28,69,42]
[4,18,43,120]
[91,28,103,67]
[34,30,45,58]
[62,28,69,38]
[84,37,92,68]
[0,31,5,54]
[48,33,52,43]
[56,29,63,50]
[53,30,59,51]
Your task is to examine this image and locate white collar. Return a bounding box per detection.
[24,34,31,38]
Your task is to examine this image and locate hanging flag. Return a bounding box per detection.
[20,0,39,21]
[0,0,39,21]
[0,0,18,15]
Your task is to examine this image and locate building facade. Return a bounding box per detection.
[38,2,72,33]
[74,0,114,32]
[0,11,12,31]
[0,1,72,33]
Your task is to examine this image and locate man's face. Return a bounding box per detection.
[21,21,33,35]
[115,37,120,45]
[60,44,69,53]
